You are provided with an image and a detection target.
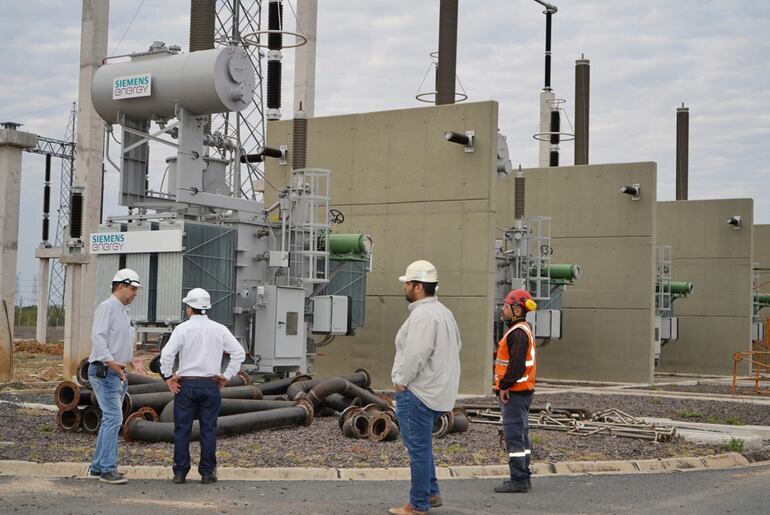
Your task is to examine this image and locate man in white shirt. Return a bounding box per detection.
[389,260,462,515]
[87,268,148,485]
[160,288,246,485]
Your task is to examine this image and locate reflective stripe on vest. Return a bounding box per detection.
[493,321,536,392]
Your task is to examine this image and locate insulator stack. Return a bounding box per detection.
[292,111,308,170]
[42,153,51,242]
[514,174,525,220]
[189,0,215,52]
[549,109,560,167]
[266,0,284,120]
[69,189,83,240]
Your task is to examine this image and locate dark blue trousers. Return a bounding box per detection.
[500,391,533,483]
[173,379,221,477]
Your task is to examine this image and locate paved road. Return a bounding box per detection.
[2,464,768,514]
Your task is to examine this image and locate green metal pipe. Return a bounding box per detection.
[657,281,694,296]
[530,264,581,281]
[328,234,371,255]
[754,292,770,306]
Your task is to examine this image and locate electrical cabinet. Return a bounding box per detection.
[526,309,561,339]
[253,285,306,371]
[312,295,350,335]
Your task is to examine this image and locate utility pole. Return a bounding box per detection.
[61,0,109,379]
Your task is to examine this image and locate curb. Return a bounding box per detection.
[0,453,761,481]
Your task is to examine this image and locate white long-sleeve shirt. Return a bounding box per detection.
[391,296,462,412]
[88,295,135,364]
[160,315,246,380]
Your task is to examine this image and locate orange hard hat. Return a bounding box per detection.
[505,289,538,312]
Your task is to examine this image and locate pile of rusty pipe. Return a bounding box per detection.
[124,402,314,443]
[56,407,81,432]
[339,404,399,441]
[159,398,297,423]
[54,381,93,410]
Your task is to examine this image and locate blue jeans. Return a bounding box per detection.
[395,389,443,512]
[173,379,221,477]
[88,366,128,473]
[500,391,533,483]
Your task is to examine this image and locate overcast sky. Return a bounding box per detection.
[2,0,769,305]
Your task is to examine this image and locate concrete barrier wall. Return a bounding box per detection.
[497,163,658,384]
[265,102,500,394]
[656,200,754,375]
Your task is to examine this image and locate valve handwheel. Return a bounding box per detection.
[329,209,345,224]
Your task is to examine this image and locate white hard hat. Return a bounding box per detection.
[112,268,142,287]
[398,260,438,283]
[183,288,212,310]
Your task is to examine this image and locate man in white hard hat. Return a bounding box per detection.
[389,260,462,515]
[87,268,148,484]
[160,288,246,485]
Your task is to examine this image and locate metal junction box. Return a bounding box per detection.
[660,316,678,341]
[526,309,561,339]
[253,286,306,372]
[312,295,350,335]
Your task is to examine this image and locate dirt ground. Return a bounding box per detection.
[0,342,765,467]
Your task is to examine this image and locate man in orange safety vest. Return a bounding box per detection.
[493,288,537,493]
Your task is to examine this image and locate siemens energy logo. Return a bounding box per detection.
[112,73,152,99]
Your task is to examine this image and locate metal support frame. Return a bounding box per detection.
[213,0,266,200]
[656,245,672,315]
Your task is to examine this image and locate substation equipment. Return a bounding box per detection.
[493,166,581,345]
[654,245,693,366]
[751,275,770,344]
[86,42,371,376]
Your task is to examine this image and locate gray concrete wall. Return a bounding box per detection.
[497,163,658,384]
[265,101,500,394]
[656,200,754,375]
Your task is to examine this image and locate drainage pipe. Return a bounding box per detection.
[123,385,262,415]
[76,358,90,386]
[80,405,102,434]
[341,410,370,439]
[56,407,81,432]
[124,401,314,443]
[369,412,400,442]
[323,392,353,412]
[159,398,297,423]
[306,377,388,410]
[257,374,312,395]
[126,372,164,385]
[54,381,93,410]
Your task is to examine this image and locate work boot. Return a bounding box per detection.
[201,473,217,484]
[494,479,529,493]
[429,495,443,508]
[99,471,127,484]
[387,504,427,515]
[172,475,186,484]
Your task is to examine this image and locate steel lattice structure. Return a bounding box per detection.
[213,0,266,200]
[49,103,77,324]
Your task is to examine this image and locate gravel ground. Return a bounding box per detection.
[641,383,768,396]
[0,388,749,468]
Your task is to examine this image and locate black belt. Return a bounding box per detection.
[179,376,215,382]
